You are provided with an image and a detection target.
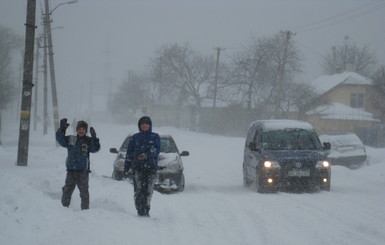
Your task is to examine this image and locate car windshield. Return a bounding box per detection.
[160,137,178,153]
[262,128,323,151]
[119,136,178,153]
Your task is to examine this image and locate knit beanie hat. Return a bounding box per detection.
[76,120,88,132]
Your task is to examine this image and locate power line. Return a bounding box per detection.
[293,0,385,34]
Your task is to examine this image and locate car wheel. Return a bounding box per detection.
[321,182,331,191]
[255,168,277,193]
[255,169,266,193]
[243,164,252,187]
[177,173,185,192]
[347,162,363,170]
[306,181,320,193]
[112,170,124,180]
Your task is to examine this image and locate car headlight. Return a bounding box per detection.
[316,160,330,168]
[264,161,280,168]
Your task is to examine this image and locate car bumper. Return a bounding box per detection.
[155,170,183,190]
[260,167,330,191]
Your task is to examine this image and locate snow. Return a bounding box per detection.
[1,120,385,245]
[306,102,379,121]
[250,120,315,131]
[158,152,179,168]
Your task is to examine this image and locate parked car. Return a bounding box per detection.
[109,134,189,193]
[243,120,331,193]
[319,133,367,170]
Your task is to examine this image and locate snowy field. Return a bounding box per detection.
[1,120,384,245]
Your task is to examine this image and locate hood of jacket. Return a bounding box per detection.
[138,116,152,132]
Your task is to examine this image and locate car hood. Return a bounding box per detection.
[262,150,327,164]
[158,152,179,167]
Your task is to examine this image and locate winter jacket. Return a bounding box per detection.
[125,117,161,170]
[56,129,101,171]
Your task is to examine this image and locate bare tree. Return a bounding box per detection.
[231,32,302,117]
[152,43,216,109]
[282,83,321,120]
[321,36,377,77]
[231,36,275,110]
[0,26,23,110]
[109,71,151,123]
[151,43,219,130]
[0,26,23,144]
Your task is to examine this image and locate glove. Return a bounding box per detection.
[124,163,130,176]
[124,160,130,172]
[60,118,70,130]
[124,168,133,178]
[138,153,147,160]
[90,127,97,138]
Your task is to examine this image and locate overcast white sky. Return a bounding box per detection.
[1,0,385,116]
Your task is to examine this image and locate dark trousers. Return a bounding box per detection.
[133,169,156,215]
[62,171,89,210]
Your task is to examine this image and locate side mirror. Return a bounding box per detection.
[109,148,118,154]
[180,151,190,157]
[248,142,260,152]
[323,142,331,150]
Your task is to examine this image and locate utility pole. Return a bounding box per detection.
[274,30,294,118]
[33,35,41,131]
[343,35,349,71]
[43,0,60,135]
[212,47,224,108]
[17,0,37,166]
[42,23,48,135]
[332,46,337,73]
[158,56,163,105]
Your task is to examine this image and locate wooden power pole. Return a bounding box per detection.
[17,0,37,166]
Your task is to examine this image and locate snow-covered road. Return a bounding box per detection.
[1,122,384,245]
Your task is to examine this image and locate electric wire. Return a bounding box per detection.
[293,0,385,34]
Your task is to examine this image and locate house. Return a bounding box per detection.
[304,72,384,146]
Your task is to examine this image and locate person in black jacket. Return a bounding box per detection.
[125,116,160,217]
[56,119,100,210]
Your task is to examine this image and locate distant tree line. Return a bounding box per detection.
[2,24,381,137]
[109,32,381,134]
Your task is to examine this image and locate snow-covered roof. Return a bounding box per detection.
[306,103,379,121]
[309,72,372,94]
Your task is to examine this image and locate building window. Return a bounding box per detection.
[350,93,364,108]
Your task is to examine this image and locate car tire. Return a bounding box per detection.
[243,164,252,187]
[255,169,266,193]
[177,173,185,192]
[112,170,124,180]
[347,162,363,170]
[321,183,331,191]
[255,168,277,193]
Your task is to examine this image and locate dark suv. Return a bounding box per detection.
[243,120,331,193]
[110,134,189,193]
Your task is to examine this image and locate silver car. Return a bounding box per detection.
[319,133,367,169]
[109,134,189,192]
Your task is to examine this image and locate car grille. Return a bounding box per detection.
[280,161,316,177]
